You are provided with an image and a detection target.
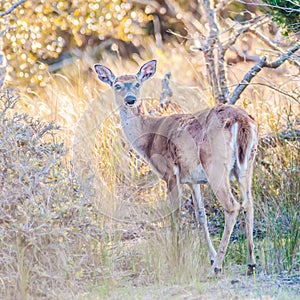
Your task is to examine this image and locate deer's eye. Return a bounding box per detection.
[134,82,140,89]
[114,83,122,91]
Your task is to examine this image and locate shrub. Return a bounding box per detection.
[0,90,102,299]
[261,0,300,34]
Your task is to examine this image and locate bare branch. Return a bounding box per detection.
[222,15,270,50]
[218,44,229,101]
[229,56,267,105]
[215,0,233,13]
[249,28,300,68]
[0,90,18,119]
[200,0,225,102]
[264,43,300,68]
[197,2,269,103]
[229,44,300,104]
[166,29,191,40]
[238,0,300,13]
[0,0,26,17]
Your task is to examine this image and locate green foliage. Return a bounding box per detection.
[261,0,300,35]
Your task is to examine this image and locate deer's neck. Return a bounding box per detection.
[119,105,157,157]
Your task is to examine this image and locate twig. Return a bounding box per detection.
[0,90,18,119]
[229,44,300,104]
[259,129,300,148]
[0,0,26,17]
[245,82,299,104]
[229,56,267,104]
[264,44,300,68]
[249,28,300,68]
[166,29,191,40]
[237,0,300,13]
[160,72,173,107]
[215,0,233,13]
[197,4,269,103]
[222,15,269,50]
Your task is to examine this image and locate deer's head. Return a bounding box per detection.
[94,60,157,108]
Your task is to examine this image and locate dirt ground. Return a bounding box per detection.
[82,269,300,300]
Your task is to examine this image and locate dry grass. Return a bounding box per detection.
[1,40,299,299]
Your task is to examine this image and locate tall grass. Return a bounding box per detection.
[254,139,299,274]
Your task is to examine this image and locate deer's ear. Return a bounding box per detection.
[136,60,157,82]
[94,64,116,86]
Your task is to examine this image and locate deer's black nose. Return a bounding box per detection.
[125,95,137,105]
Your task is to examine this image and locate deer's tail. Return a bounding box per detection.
[236,117,257,168]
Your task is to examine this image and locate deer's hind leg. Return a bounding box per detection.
[236,162,256,275]
[202,155,240,277]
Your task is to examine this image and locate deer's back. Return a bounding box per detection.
[141,104,257,183]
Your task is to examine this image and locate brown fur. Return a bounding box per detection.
[211,104,255,164]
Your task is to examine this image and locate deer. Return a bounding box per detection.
[94,60,258,277]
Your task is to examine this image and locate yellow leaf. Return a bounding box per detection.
[74,9,80,17]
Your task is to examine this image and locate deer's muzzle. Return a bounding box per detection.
[124,95,137,106]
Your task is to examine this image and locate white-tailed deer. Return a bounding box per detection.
[94,60,258,277]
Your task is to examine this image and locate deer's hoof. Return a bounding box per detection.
[207,266,222,278]
[247,264,256,276]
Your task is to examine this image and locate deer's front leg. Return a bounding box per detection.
[189,184,217,265]
[166,170,181,213]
